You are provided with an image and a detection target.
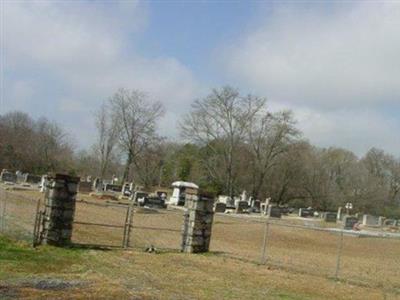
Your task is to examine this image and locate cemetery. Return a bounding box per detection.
[1,174,400,299]
[3,171,399,234]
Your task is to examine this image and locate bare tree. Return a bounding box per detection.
[133,137,166,189]
[94,102,118,179]
[247,110,299,199]
[181,86,265,198]
[109,88,164,183]
[0,111,73,173]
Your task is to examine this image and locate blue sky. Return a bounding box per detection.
[1,1,400,156]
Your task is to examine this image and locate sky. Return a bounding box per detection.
[1,0,400,157]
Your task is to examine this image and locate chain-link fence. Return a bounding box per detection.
[129,207,183,251]
[210,213,400,291]
[0,186,40,242]
[73,200,183,250]
[71,199,134,248]
[2,186,399,291]
[0,186,183,250]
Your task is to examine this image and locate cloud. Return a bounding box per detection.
[224,2,400,109]
[2,1,200,147]
[295,107,400,156]
[221,2,400,156]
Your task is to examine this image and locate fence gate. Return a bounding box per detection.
[129,207,184,251]
[70,200,134,248]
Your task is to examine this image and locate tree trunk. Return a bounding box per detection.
[122,151,133,183]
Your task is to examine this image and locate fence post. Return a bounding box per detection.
[260,219,270,264]
[181,191,215,253]
[122,204,130,248]
[1,190,7,232]
[122,202,134,248]
[41,174,79,247]
[126,202,135,248]
[32,197,42,247]
[335,229,344,279]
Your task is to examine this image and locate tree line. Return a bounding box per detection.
[1,86,399,217]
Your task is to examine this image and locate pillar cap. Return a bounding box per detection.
[48,173,80,183]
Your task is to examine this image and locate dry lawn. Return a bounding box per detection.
[1,187,400,299]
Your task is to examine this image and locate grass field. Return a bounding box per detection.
[1,187,400,299]
[1,235,399,300]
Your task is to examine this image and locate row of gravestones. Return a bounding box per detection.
[214,201,283,218]
[0,169,42,185]
[39,176,127,195]
[361,214,399,227]
[216,199,397,231]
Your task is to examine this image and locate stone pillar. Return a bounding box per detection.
[181,192,215,253]
[42,174,79,246]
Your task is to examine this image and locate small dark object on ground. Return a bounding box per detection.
[145,245,157,253]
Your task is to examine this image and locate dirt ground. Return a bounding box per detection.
[1,187,400,299]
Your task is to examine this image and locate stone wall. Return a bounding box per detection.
[42,174,79,246]
[181,192,215,253]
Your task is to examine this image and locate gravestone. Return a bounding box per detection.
[92,178,102,192]
[78,181,92,193]
[378,216,386,227]
[384,219,397,226]
[16,170,24,182]
[343,216,359,230]
[41,174,79,246]
[144,195,167,208]
[121,182,133,197]
[337,207,343,221]
[181,192,215,253]
[104,183,122,192]
[324,212,337,223]
[235,201,249,214]
[23,173,41,184]
[260,203,268,215]
[253,200,261,210]
[240,190,247,202]
[249,197,254,207]
[0,169,17,183]
[267,205,281,218]
[362,214,379,226]
[355,213,363,221]
[226,197,235,208]
[40,175,48,193]
[299,208,313,218]
[250,199,261,213]
[214,202,226,213]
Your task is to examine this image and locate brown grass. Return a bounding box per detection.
[1,188,400,299]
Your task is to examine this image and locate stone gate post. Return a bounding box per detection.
[41,174,79,246]
[181,191,215,253]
